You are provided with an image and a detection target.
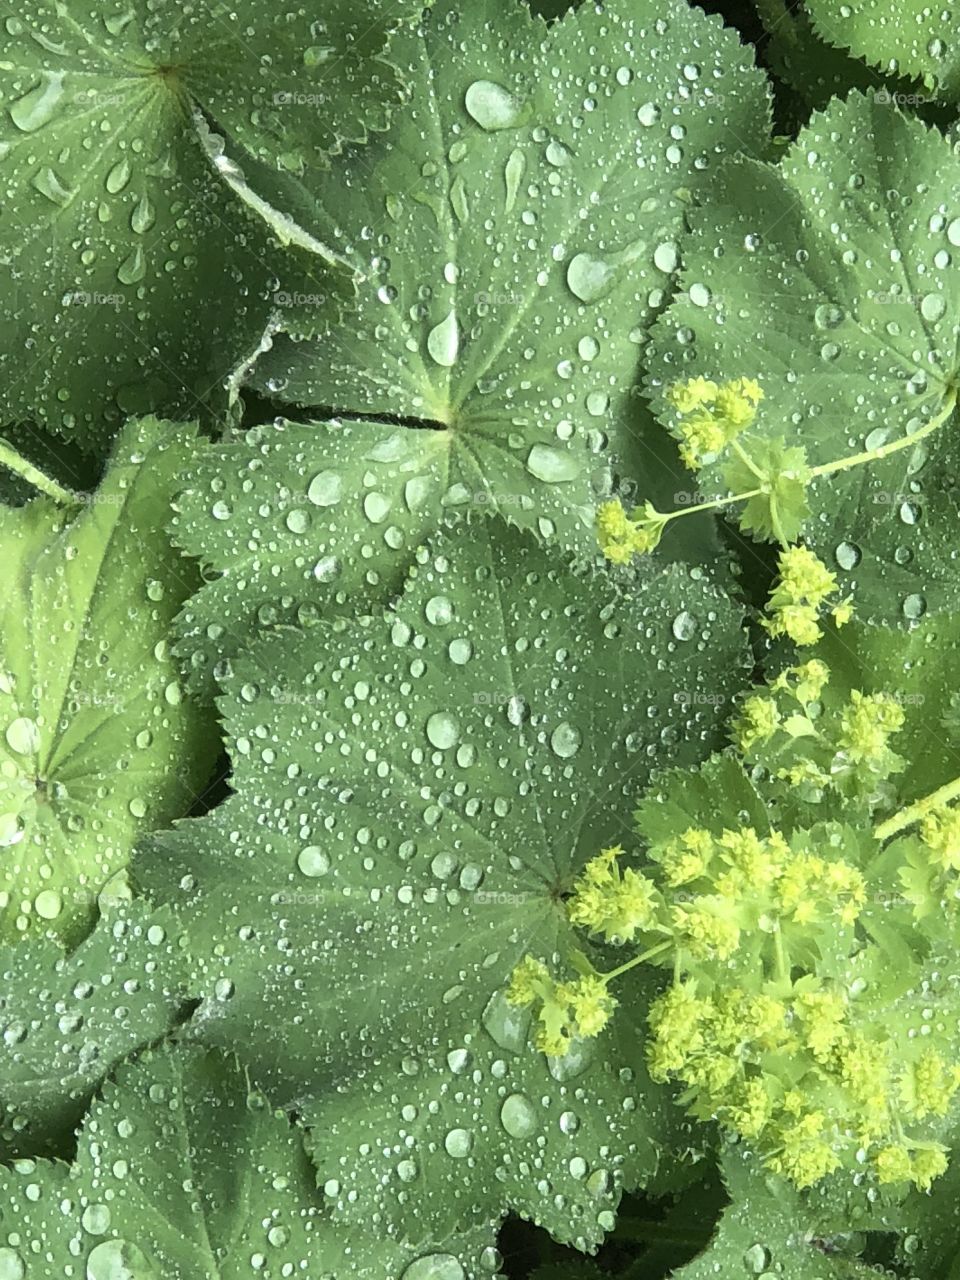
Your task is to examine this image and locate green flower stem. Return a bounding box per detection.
[647,386,957,535]
[602,939,672,983]
[0,438,81,506]
[875,773,960,843]
[810,386,958,480]
[654,486,765,523]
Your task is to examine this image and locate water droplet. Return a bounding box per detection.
[671,610,697,641]
[32,166,73,205]
[298,846,330,877]
[464,80,525,131]
[482,990,530,1052]
[401,1257,466,1280]
[86,1239,155,1280]
[427,310,459,367]
[550,721,581,758]
[426,711,460,749]
[743,1244,771,1274]
[443,1127,473,1157]
[526,444,580,483]
[567,253,616,303]
[500,1092,538,1138]
[307,470,343,507]
[835,541,861,570]
[117,245,146,285]
[653,241,679,273]
[9,71,65,132]
[6,717,39,755]
[106,157,132,194]
[0,1249,25,1280]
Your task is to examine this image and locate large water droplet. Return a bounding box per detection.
[401,1256,466,1280]
[464,80,525,131]
[6,717,39,755]
[9,71,65,132]
[427,310,459,367]
[307,470,343,507]
[526,444,580,483]
[86,1239,155,1280]
[426,711,460,749]
[550,721,581,758]
[500,1092,538,1138]
[567,253,617,304]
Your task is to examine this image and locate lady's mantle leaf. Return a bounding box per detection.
[140,522,750,1248]
[672,1151,873,1278]
[0,0,416,445]
[172,0,771,690]
[805,0,960,99]
[0,417,216,941]
[648,92,960,625]
[0,1044,499,1279]
[0,903,190,1159]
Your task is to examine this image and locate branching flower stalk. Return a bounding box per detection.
[598,377,958,643]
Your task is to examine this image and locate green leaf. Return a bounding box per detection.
[648,92,960,624]
[172,0,771,690]
[0,1043,499,1279]
[0,0,415,445]
[672,1151,876,1278]
[804,0,960,98]
[139,522,750,1247]
[0,903,190,1158]
[752,0,885,111]
[0,417,216,941]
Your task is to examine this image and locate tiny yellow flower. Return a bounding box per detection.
[837,691,905,765]
[875,1144,914,1185]
[568,975,618,1039]
[771,1111,840,1188]
[732,695,782,753]
[920,806,960,872]
[656,827,715,886]
[667,376,719,414]
[567,846,659,943]
[912,1147,949,1190]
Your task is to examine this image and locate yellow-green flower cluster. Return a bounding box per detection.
[919,806,960,872]
[763,545,853,646]
[567,843,659,941]
[644,962,959,1190]
[731,658,906,810]
[506,956,618,1058]
[666,376,764,470]
[837,690,905,770]
[596,499,666,565]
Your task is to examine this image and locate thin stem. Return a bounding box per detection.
[0,438,80,506]
[646,386,957,536]
[774,925,789,983]
[657,486,765,523]
[875,773,960,843]
[730,438,765,482]
[811,387,958,481]
[602,939,672,983]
